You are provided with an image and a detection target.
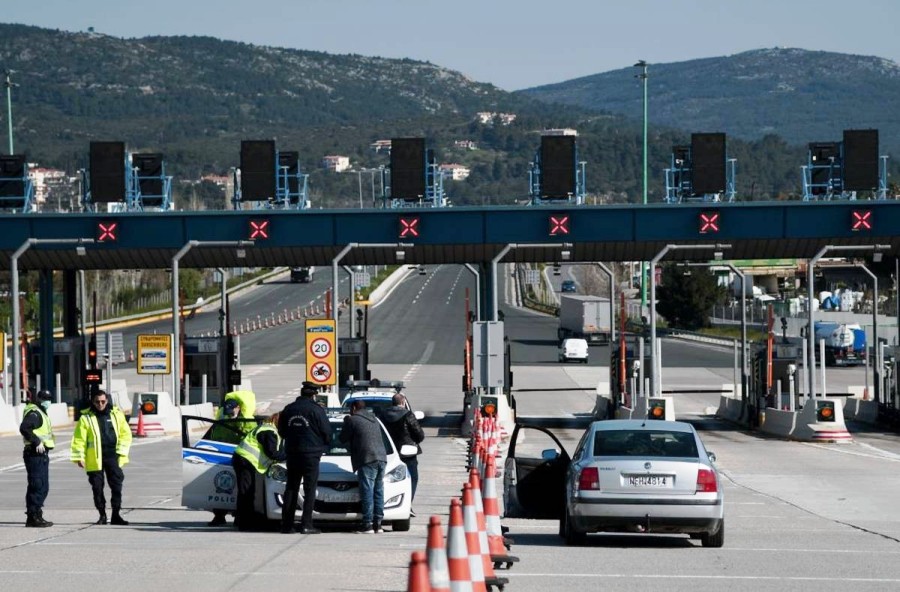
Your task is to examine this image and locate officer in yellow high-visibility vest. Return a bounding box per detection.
[70,389,132,526]
[232,413,285,531]
[19,390,55,527]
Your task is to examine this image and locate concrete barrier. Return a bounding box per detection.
[0,398,19,433]
[759,407,798,438]
[792,398,853,443]
[716,395,743,423]
[129,391,179,435]
[108,379,131,413]
[591,395,613,420]
[180,402,215,421]
[842,393,879,425]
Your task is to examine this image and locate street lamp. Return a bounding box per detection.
[464,264,481,321]
[854,263,880,402]
[172,240,254,405]
[681,261,748,417]
[649,243,730,399]
[806,245,887,399]
[491,243,572,322]
[11,238,95,406]
[634,60,649,312]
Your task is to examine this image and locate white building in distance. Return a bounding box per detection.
[322,155,351,173]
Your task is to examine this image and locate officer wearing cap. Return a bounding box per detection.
[20,390,55,527]
[277,381,331,534]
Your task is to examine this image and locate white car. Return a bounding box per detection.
[558,338,589,363]
[181,412,413,531]
[341,380,425,421]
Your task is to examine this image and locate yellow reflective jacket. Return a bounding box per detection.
[70,406,132,471]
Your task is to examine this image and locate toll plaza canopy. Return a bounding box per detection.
[0,201,897,271]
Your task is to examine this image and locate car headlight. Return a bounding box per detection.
[268,464,287,483]
[386,464,408,483]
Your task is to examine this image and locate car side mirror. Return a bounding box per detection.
[399,444,419,457]
[707,451,717,463]
[413,410,425,421]
[541,448,560,461]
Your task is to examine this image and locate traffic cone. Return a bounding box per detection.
[407,551,432,592]
[461,485,488,592]
[135,408,147,438]
[464,482,508,590]
[426,516,450,592]
[480,458,518,569]
[446,499,473,592]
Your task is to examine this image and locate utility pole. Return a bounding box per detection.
[634,61,649,313]
[5,69,16,154]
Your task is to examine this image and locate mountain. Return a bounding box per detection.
[519,48,900,154]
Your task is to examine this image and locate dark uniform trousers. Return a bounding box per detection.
[24,453,50,513]
[283,454,321,529]
[87,456,125,512]
[233,454,258,529]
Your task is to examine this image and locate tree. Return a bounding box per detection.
[656,264,725,330]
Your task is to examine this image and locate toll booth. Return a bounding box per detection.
[183,336,237,404]
[27,336,86,404]
[609,345,653,409]
[338,337,370,389]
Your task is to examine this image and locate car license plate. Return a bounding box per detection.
[625,474,670,488]
[321,491,358,503]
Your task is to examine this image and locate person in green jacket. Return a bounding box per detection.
[70,390,133,525]
[208,390,257,527]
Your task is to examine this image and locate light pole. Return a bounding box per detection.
[854,263,880,402]
[491,243,572,322]
[11,238,94,406]
[215,267,228,336]
[634,60,649,312]
[5,69,16,154]
[682,261,748,415]
[806,244,885,399]
[649,243,729,399]
[172,240,253,405]
[596,262,616,343]
[464,264,481,321]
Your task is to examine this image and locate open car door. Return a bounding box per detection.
[181,415,255,511]
[502,423,570,519]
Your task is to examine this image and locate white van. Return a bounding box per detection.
[559,338,589,364]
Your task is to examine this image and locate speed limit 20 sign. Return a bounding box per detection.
[305,319,337,386]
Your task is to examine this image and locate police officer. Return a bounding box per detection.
[232,413,285,531]
[70,389,132,525]
[20,389,55,527]
[278,381,331,534]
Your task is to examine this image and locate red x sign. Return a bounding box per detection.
[97,221,117,242]
[249,219,269,240]
[399,217,419,238]
[851,210,872,231]
[699,211,720,234]
[549,215,569,236]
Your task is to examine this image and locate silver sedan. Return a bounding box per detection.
[503,419,724,547]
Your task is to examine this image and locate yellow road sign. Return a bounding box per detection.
[305,319,336,386]
[137,334,171,375]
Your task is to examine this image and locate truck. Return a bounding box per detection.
[290,266,314,283]
[557,295,611,344]
[813,321,866,366]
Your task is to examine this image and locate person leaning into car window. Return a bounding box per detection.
[340,400,387,534]
[381,394,424,517]
[278,381,332,534]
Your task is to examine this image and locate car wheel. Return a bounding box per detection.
[561,507,586,546]
[392,518,411,532]
[700,520,724,548]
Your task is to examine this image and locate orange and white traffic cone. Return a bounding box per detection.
[407,551,432,592]
[426,516,450,592]
[465,480,509,589]
[447,498,473,592]
[482,456,517,567]
[134,408,147,438]
[461,484,489,592]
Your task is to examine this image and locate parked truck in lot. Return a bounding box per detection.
[813,321,866,366]
[557,295,611,344]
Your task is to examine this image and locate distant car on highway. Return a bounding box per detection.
[558,338,589,363]
[561,280,577,293]
[503,419,724,547]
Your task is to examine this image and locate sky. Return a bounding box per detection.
[4,0,899,90]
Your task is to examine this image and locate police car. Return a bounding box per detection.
[340,379,425,421]
[181,411,414,531]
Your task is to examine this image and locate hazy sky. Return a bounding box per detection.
[5,0,899,90]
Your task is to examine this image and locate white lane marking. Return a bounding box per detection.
[505,574,900,582]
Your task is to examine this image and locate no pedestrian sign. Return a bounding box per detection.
[305,319,336,386]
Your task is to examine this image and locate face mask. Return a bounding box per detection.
[40,400,51,412]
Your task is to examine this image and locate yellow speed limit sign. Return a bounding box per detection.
[305,319,336,386]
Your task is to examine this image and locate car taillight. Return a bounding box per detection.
[578,467,600,491]
[696,468,718,493]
